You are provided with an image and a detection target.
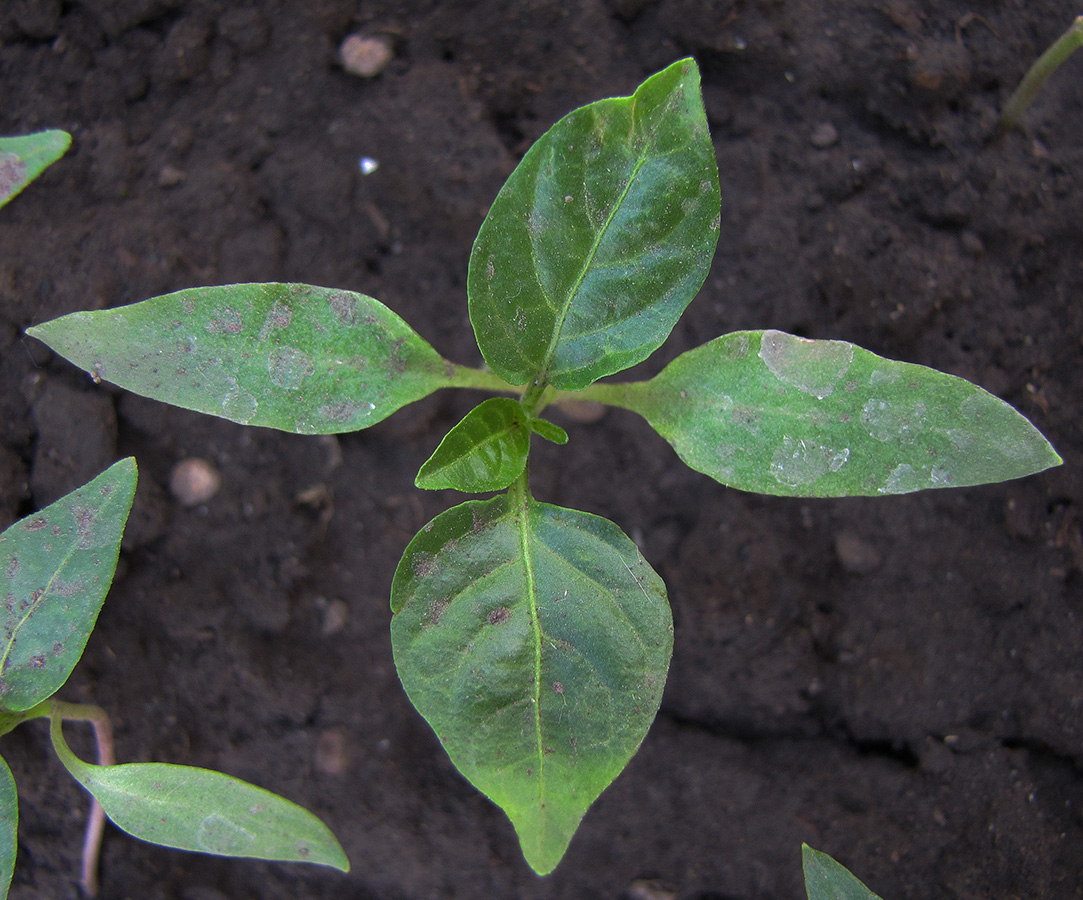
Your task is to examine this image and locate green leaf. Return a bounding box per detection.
[0,459,137,712]
[803,845,884,900]
[467,58,720,391]
[416,398,531,492]
[390,490,672,874]
[616,330,1062,497]
[50,715,349,871]
[27,284,452,435]
[529,417,569,445]
[0,130,71,209]
[0,756,16,900]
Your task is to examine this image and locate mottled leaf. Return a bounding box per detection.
[0,459,137,712]
[468,58,720,391]
[613,330,1061,497]
[803,845,884,900]
[0,756,15,900]
[0,130,70,209]
[28,284,452,435]
[391,492,672,874]
[50,716,349,871]
[416,398,530,492]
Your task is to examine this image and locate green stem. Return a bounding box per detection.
[444,363,523,394]
[22,700,114,897]
[550,379,644,411]
[1001,15,1083,129]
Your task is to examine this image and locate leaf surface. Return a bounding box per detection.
[0,756,15,900]
[0,130,71,208]
[27,284,451,435]
[468,58,720,391]
[803,844,884,900]
[390,493,672,874]
[416,398,531,492]
[0,459,137,712]
[618,330,1061,497]
[50,716,349,871]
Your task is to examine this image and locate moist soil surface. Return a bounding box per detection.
[2,2,1082,898]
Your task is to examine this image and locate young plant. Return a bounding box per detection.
[0,459,348,899]
[26,60,1061,874]
[1001,15,1083,129]
[0,130,71,209]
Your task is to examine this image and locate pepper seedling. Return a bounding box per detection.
[0,460,348,899]
[27,60,1061,874]
[1001,15,1083,129]
[0,130,71,209]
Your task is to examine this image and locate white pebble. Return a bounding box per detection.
[169,457,221,506]
[339,34,393,77]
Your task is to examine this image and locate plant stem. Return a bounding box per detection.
[24,701,115,897]
[551,380,640,411]
[1001,15,1083,129]
[444,363,523,394]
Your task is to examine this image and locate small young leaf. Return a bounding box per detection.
[390,492,672,874]
[0,756,16,900]
[802,844,884,900]
[468,58,720,391]
[416,398,531,492]
[50,716,349,871]
[27,284,452,435]
[616,330,1061,497]
[529,417,569,445]
[0,130,71,209]
[0,458,137,712]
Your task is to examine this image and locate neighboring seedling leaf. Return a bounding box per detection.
[0,755,15,900]
[390,493,672,874]
[27,284,452,435]
[50,716,349,871]
[467,58,720,391]
[416,398,531,492]
[803,844,884,900]
[0,130,71,209]
[529,417,569,444]
[0,459,137,712]
[614,330,1061,497]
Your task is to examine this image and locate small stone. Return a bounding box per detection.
[960,230,985,258]
[157,165,186,188]
[339,34,394,77]
[835,530,882,575]
[626,879,676,900]
[316,596,350,636]
[169,457,221,506]
[810,122,839,148]
[556,400,607,424]
[315,727,351,776]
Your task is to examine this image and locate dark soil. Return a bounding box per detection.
[2,2,1082,898]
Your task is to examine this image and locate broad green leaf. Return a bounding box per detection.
[0,459,137,712]
[529,417,569,445]
[390,492,672,874]
[50,715,349,871]
[0,756,15,900]
[0,130,71,209]
[27,284,452,435]
[416,398,531,492]
[803,845,884,900]
[613,330,1061,497]
[467,58,720,391]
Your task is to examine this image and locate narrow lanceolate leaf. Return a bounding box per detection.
[416,398,531,492]
[468,58,720,391]
[390,492,672,874]
[0,756,16,900]
[0,130,71,208]
[50,716,349,871]
[614,330,1061,497]
[802,845,884,900]
[0,459,137,712]
[27,284,452,435]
